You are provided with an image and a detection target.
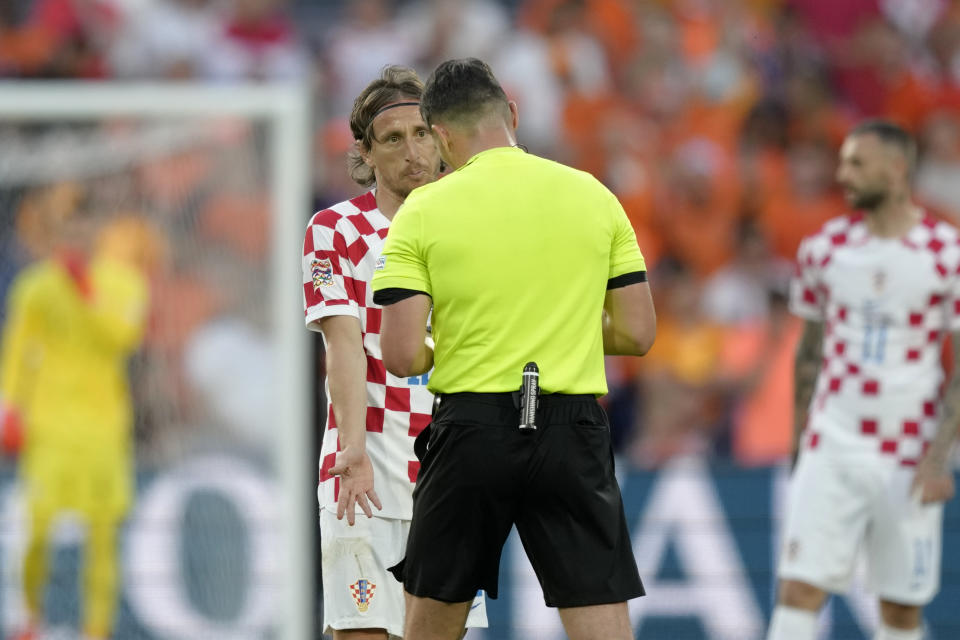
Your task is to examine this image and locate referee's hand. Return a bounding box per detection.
[329,446,382,525]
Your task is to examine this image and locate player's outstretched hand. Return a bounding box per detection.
[329,446,382,525]
[911,457,956,504]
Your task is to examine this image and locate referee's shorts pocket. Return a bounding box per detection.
[412,423,451,481]
[571,408,616,472]
[413,424,432,462]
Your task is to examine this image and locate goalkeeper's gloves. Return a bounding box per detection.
[1,406,24,455]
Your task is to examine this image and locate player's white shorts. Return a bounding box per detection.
[320,509,488,637]
[777,449,943,605]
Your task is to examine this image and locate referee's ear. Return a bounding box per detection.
[431,124,453,165]
[431,123,451,150]
[508,101,519,132]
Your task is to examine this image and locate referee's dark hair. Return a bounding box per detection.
[421,58,510,128]
[348,65,425,187]
[849,119,918,176]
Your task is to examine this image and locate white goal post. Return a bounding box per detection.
[0,82,313,640]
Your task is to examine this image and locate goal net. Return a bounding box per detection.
[0,83,311,640]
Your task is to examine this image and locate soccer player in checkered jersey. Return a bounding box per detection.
[767,120,960,640]
[301,66,486,639]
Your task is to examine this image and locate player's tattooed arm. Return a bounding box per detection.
[913,330,960,503]
[791,320,824,468]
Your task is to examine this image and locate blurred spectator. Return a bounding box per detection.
[9,0,122,78]
[916,110,960,223]
[603,108,664,266]
[783,68,852,148]
[751,4,826,98]
[519,0,638,76]
[537,0,612,96]
[787,0,880,48]
[321,0,417,116]
[879,0,947,45]
[548,0,617,172]
[7,0,960,471]
[203,0,309,81]
[490,29,564,155]
[719,289,801,466]
[757,140,846,260]
[109,0,223,79]
[312,117,357,206]
[0,2,55,76]
[397,0,510,71]
[630,262,727,466]
[656,137,742,276]
[927,7,960,87]
[702,220,791,325]
[183,312,275,451]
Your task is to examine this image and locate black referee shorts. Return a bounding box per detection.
[389,392,645,608]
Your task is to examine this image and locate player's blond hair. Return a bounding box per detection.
[348,65,425,188]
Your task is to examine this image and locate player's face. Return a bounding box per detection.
[364,105,441,199]
[835,134,895,211]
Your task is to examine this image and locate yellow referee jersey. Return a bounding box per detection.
[372,146,646,395]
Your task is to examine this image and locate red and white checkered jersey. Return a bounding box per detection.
[302,191,433,520]
[790,212,960,465]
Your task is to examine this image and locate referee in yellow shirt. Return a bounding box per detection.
[370,58,656,640]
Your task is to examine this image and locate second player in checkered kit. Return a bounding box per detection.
[768,120,960,640]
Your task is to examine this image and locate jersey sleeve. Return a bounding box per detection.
[88,258,149,354]
[372,203,431,298]
[0,271,40,410]
[789,236,825,321]
[303,212,361,330]
[608,191,647,279]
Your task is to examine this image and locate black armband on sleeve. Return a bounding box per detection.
[372,288,431,305]
[607,271,647,290]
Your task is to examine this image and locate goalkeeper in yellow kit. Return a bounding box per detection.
[0,207,153,640]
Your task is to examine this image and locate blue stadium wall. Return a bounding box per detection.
[0,456,957,639]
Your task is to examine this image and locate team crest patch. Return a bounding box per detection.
[349,578,376,612]
[311,258,334,290]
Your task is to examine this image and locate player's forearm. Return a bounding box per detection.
[321,318,369,450]
[924,332,960,468]
[326,340,368,449]
[792,320,824,452]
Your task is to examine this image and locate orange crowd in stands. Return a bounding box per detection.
[4,0,960,468]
